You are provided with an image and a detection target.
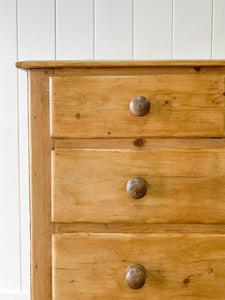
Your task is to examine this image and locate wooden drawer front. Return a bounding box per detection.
[53,233,225,299]
[52,148,225,224]
[50,74,225,138]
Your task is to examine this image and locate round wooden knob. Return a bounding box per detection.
[130,96,151,117]
[127,177,147,199]
[126,264,146,289]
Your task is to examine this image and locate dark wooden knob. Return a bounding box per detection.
[126,264,146,289]
[127,177,147,199]
[130,96,151,117]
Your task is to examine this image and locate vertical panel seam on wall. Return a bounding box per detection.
[211,0,214,59]
[132,0,134,60]
[15,0,22,292]
[93,0,95,60]
[172,0,174,59]
[54,0,57,60]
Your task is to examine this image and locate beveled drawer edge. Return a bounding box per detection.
[55,223,225,234]
[53,138,225,150]
[16,59,225,70]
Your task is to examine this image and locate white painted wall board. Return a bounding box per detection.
[213,0,225,58]
[0,0,20,290]
[0,291,29,300]
[95,0,132,59]
[173,0,212,59]
[134,0,172,59]
[56,0,94,59]
[17,0,55,60]
[18,72,30,292]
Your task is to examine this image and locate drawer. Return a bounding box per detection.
[53,233,225,299]
[52,147,225,224]
[50,74,225,138]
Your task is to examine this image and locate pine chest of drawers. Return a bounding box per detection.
[16,60,225,299]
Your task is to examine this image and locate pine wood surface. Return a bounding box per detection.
[15,59,225,70]
[52,147,225,224]
[28,69,53,300]
[54,138,225,150]
[15,61,225,299]
[55,223,225,234]
[53,233,225,299]
[50,74,225,138]
[53,66,225,77]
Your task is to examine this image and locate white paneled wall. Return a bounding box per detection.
[173,0,212,59]
[213,0,225,58]
[95,0,133,59]
[134,0,173,59]
[0,0,20,294]
[1,0,225,298]
[56,0,93,59]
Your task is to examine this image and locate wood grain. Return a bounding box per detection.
[15,62,225,300]
[50,74,225,138]
[15,60,225,70]
[52,148,225,224]
[53,233,225,299]
[28,69,53,300]
[54,138,225,150]
[55,223,225,234]
[53,66,225,76]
